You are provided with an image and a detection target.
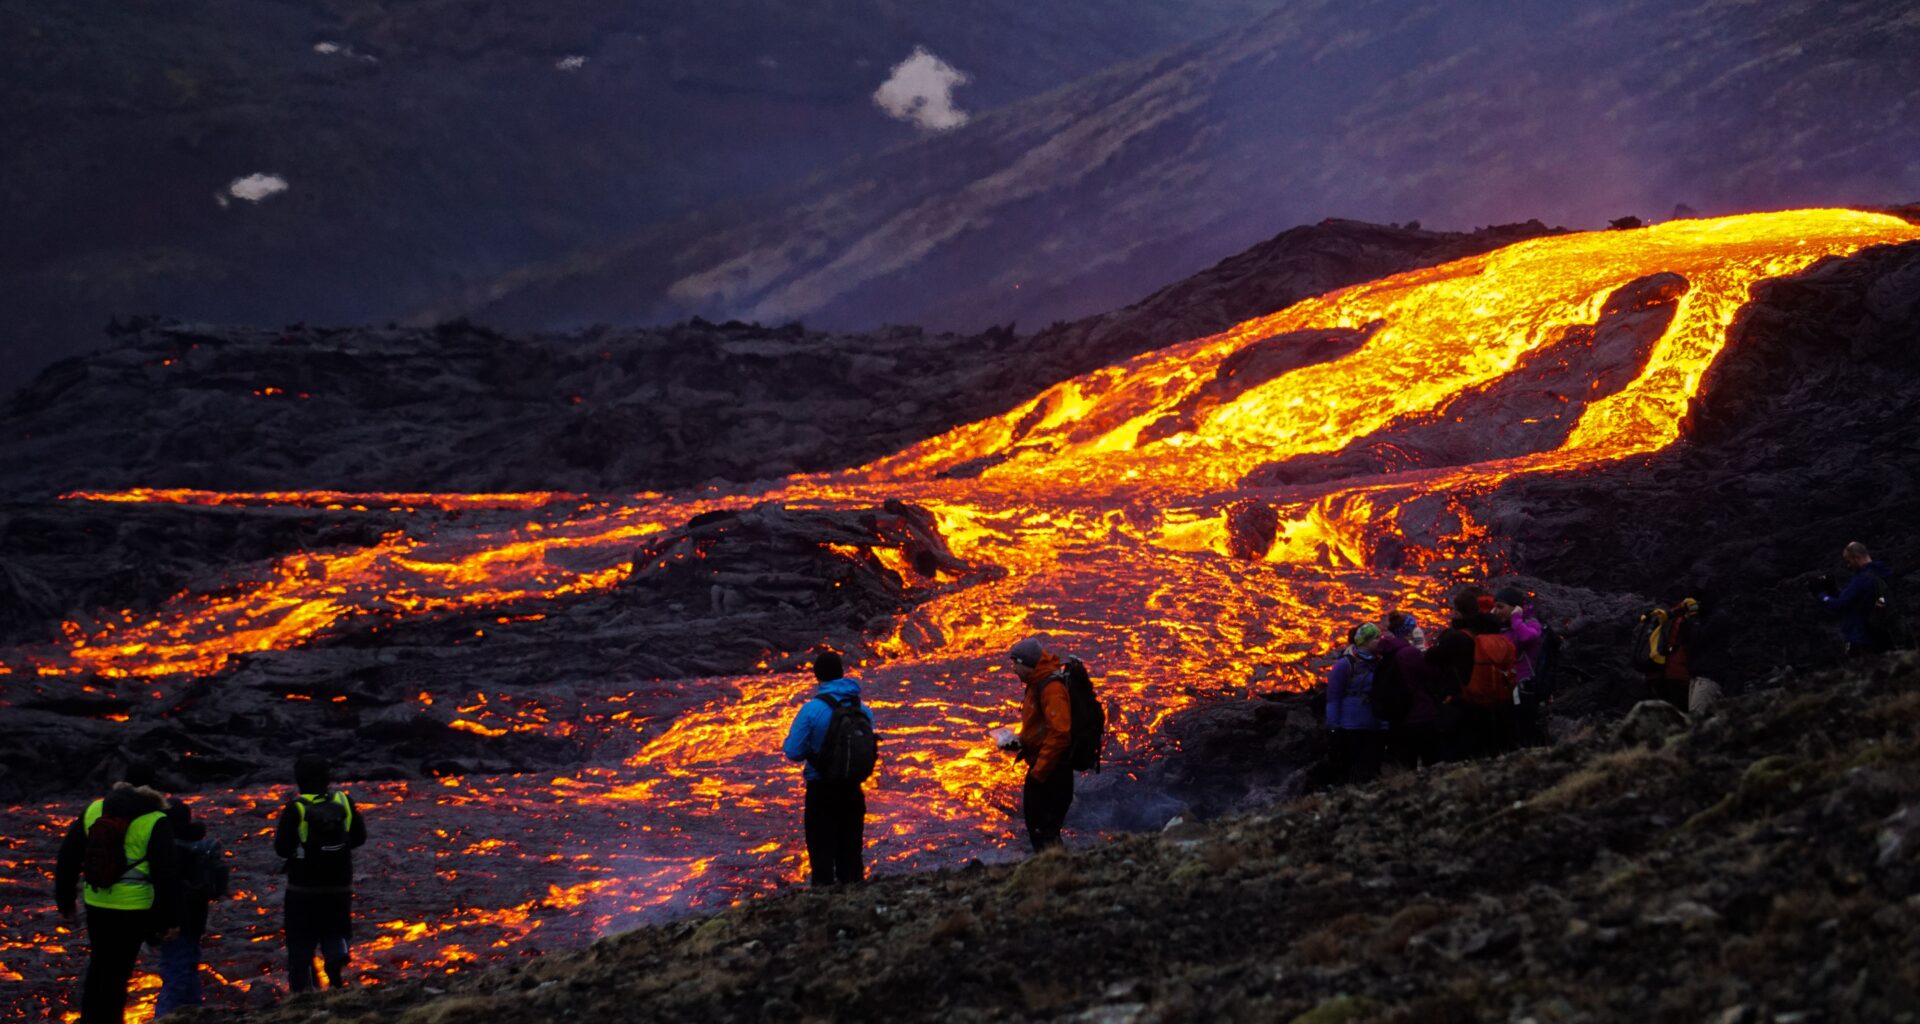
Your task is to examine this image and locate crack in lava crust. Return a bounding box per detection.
[4,210,1917,1020]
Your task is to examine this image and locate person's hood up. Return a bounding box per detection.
[103,783,167,818]
[815,676,863,701]
[1020,652,1064,687]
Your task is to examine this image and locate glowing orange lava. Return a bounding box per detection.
[5,210,1917,1018]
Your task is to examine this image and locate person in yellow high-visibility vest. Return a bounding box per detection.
[54,770,181,1024]
[273,754,367,992]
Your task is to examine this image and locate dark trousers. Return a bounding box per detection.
[285,891,352,992]
[803,779,866,885]
[1023,767,1075,851]
[80,905,150,1024]
[1328,729,1385,784]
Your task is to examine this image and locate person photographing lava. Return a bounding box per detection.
[1001,636,1076,852]
[781,649,878,886]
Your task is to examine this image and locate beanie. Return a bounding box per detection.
[1009,636,1046,668]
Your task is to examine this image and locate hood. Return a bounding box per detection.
[103,783,167,818]
[1021,652,1064,688]
[816,676,863,701]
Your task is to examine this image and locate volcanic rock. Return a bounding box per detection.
[1484,238,1920,682]
[0,219,1559,500]
[0,500,986,801]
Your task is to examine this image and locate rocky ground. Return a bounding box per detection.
[190,653,1920,1024]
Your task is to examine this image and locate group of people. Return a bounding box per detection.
[54,755,364,1023]
[1324,541,1906,786]
[54,544,1904,1017]
[1324,584,1557,784]
[780,634,1094,886]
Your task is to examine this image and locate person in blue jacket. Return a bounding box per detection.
[782,650,873,885]
[1818,542,1899,656]
[1325,622,1388,784]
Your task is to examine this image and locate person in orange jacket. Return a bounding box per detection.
[1006,635,1074,851]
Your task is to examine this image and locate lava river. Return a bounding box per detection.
[3,209,1916,1020]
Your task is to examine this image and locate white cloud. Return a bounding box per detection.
[227,174,289,203]
[314,41,342,55]
[314,40,378,63]
[872,47,970,131]
[556,55,587,71]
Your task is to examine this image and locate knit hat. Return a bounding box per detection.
[1352,623,1382,645]
[1387,611,1418,637]
[1009,636,1046,668]
[1494,586,1528,608]
[813,649,845,682]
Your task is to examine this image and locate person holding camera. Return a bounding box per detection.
[1814,542,1901,656]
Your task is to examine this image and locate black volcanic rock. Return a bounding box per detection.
[0,219,1558,498]
[1483,239,1920,682]
[0,500,986,802]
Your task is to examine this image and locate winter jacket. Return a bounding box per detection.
[1379,634,1443,728]
[1823,563,1894,649]
[1016,654,1073,782]
[783,677,872,782]
[1325,647,1386,731]
[274,789,367,892]
[1503,608,1545,684]
[168,804,216,940]
[54,784,180,926]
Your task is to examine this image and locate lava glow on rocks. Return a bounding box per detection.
[4,210,1917,1019]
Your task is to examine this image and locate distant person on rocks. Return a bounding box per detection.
[1816,542,1903,656]
[1492,587,1548,743]
[1325,623,1389,783]
[1437,587,1518,756]
[54,763,180,1024]
[1006,636,1074,851]
[156,800,227,1017]
[1378,615,1446,768]
[1639,587,1702,710]
[274,755,366,993]
[781,649,877,885]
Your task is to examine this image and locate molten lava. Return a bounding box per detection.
[4,210,1917,1018]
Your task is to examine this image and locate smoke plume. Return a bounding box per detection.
[872,47,971,131]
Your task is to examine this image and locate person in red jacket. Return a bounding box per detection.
[1006,636,1073,851]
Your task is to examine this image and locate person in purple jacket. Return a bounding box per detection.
[1325,623,1388,784]
[1493,586,1547,742]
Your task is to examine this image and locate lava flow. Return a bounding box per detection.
[3,209,1916,1020]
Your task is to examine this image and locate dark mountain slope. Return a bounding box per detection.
[0,0,1270,389]
[449,0,1920,339]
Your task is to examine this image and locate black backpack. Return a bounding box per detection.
[181,838,231,901]
[1529,624,1564,698]
[1060,658,1108,773]
[811,694,879,783]
[298,794,351,855]
[1867,575,1910,650]
[1367,649,1411,723]
[82,814,143,891]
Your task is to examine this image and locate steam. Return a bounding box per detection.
[227,174,289,203]
[872,47,971,131]
[556,55,588,72]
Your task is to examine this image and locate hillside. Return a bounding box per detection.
[0,0,1269,390]
[200,654,1920,1023]
[445,0,1920,338]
